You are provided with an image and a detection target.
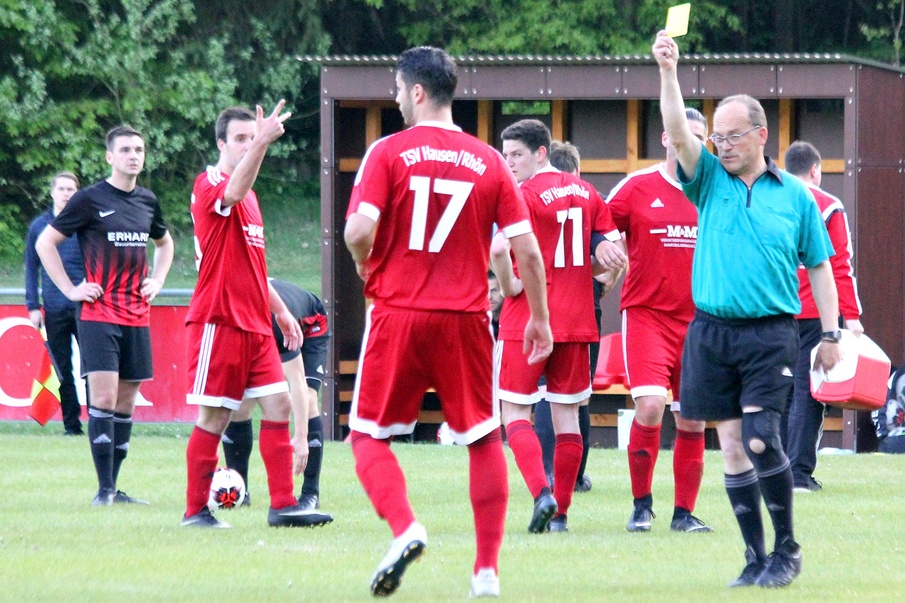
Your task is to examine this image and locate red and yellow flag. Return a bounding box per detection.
[28,331,61,426]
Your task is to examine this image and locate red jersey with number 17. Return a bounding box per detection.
[498,166,620,343]
[186,166,272,335]
[347,121,531,313]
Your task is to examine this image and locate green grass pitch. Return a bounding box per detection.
[0,422,899,602]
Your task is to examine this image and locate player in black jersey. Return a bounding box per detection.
[221,279,333,521]
[36,125,174,506]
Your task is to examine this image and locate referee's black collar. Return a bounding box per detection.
[763,156,784,183]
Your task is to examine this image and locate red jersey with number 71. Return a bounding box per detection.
[498,167,620,343]
[347,121,531,313]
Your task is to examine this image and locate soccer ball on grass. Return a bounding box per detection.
[208,467,247,510]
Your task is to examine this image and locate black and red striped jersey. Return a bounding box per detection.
[269,279,329,355]
[51,180,168,327]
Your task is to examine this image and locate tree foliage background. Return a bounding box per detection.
[1,0,903,259]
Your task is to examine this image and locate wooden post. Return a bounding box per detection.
[626,100,640,174]
[777,98,793,169]
[551,99,566,142]
[477,100,493,143]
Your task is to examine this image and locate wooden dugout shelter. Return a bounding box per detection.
[304,52,905,451]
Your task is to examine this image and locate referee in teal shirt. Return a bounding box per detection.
[653,30,843,590]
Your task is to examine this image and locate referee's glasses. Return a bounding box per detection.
[709,126,762,147]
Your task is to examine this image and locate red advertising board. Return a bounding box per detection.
[0,304,194,422]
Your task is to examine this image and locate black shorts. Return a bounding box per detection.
[679,310,798,422]
[878,436,905,454]
[77,319,153,381]
[280,334,329,392]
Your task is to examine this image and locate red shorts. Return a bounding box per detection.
[186,322,288,410]
[350,305,497,445]
[622,307,688,406]
[497,340,591,405]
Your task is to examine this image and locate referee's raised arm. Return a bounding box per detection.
[653,30,701,180]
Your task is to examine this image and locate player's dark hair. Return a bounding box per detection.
[784,141,822,176]
[216,107,255,143]
[501,119,552,154]
[51,171,79,191]
[685,107,708,131]
[549,141,581,174]
[105,125,143,150]
[395,47,458,107]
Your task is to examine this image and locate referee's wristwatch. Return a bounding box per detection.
[821,330,843,343]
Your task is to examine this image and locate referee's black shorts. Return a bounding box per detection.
[679,310,798,422]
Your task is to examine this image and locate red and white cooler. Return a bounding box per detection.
[809,331,890,411]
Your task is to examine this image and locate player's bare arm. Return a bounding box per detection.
[592,237,627,284]
[284,355,310,475]
[653,30,702,179]
[807,260,843,372]
[35,225,103,303]
[508,232,552,364]
[222,100,291,207]
[344,212,377,281]
[140,231,174,302]
[489,232,523,298]
[594,239,628,274]
[269,282,302,351]
[845,318,864,337]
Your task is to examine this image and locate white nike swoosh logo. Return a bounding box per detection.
[99,210,115,217]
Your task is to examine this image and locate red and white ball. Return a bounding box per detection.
[208,467,247,510]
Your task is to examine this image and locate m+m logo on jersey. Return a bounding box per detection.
[666,224,697,239]
[243,224,265,249]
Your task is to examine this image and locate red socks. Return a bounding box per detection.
[185,425,221,517]
[506,419,549,498]
[673,428,705,512]
[552,433,583,517]
[259,420,298,510]
[628,420,661,500]
[468,429,508,573]
[351,431,416,537]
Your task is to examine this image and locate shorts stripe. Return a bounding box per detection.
[492,338,503,401]
[500,389,543,405]
[193,323,215,396]
[244,381,289,399]
[621,311,629,378]
[630,385,669,399]
[547,388,592,404]
[349,305,373,433]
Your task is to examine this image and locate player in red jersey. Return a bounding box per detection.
[181,103,328,530]
[782,141,864,492]
[345,47,552,598]
[493,119,626,534]
[604,109,713,533]
[36,125,174,506]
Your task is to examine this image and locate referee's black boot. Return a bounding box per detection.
[755,539,802,588]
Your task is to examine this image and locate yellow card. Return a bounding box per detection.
[665,3,691,37]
